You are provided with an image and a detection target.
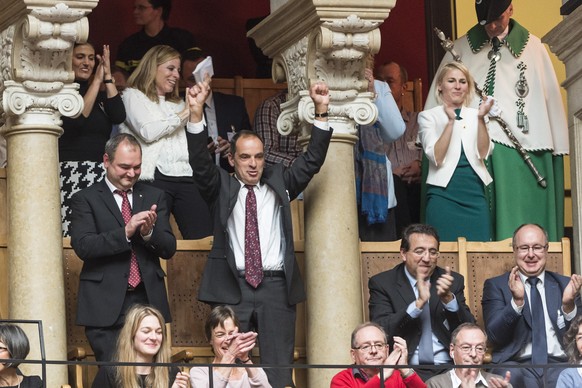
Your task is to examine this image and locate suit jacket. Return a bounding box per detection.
[418,105,493,188]
[369,263,475,361]
[187,125,332,306]
[482,270,581,364]
[212,92,251,172]
[426,370,512,388]
[71,180,176,327]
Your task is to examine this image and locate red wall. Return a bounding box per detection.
[88,1,428,99]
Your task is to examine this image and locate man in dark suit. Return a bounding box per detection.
[185,80,332,388]
[482,223,582,387]
[180,47,251,172]
[70,133,176,361]
[368,223,475,381]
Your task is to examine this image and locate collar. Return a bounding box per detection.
[205,91,215,110]
[234,176,264,192]
[352,368,370,382]
[450,369,489,387]
[104,177,133,195]
[518,270,546,285]
[466,19,530,58]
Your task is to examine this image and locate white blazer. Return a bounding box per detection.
[418,105,493,188]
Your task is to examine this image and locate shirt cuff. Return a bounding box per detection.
[313,119,329,131]
[443,294,459,312]
[186,117,207,134]
[563,305,577,321]
[406,301,422,318]
[511,298,524,314]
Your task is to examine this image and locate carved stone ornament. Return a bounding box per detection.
[1,3,88,130]
[273,15,381,137]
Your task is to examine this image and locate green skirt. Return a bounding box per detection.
[487,143,564,241]
[426,149,491,241]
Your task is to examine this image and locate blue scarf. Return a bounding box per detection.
[355,123,389,225]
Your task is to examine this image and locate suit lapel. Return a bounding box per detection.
[132,184,146,213]
[396,265,416,305]
[544,273,561,329]
[97,180,125,227]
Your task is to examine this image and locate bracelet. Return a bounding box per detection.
[236,357,251,364]
[314,112,329,118]
[103,79,114,84]
[400,369,415,378]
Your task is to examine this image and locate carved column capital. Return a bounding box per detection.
[1,2,92,132]
[249,0,395,139]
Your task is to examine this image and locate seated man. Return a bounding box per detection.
[482,223,582,387]
[369,224,475,381]
[426,323,512,387]
[330,322,425,387]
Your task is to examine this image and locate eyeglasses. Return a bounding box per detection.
[353,343,387,353]
[515,245,547,254]
[411,248,440,258]
[455,344,486,355]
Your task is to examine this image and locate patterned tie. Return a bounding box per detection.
[114,189,141,288]
[483,37,501,96]
[244,185,263,288]
[527,277,548,370]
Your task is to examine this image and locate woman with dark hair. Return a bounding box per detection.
[60,42,126,236]
[189,306,271,387]
[418,61,494,241]
[0,323,42,388]
[120,44,210,239]
[556,316,582,387]
[91,304,189,388]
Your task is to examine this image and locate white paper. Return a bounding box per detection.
[193,56,214,83]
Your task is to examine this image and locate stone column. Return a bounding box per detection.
[1,1,96,386]
[249,1,396,386]
[544,5,582,272]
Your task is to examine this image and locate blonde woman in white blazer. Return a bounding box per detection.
[418,62,494,241]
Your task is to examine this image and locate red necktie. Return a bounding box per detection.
[244,185,263,288]
[114,189,141,288]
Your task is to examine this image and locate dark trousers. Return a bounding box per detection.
[85,283,148,362]
[358,210,397,242]
[392,175,421,238]
[224,276,296,388]
[147,171,212,239]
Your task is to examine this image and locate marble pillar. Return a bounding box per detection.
[544,5,582,272]
[1,1,96,386]
[249,1,396,386]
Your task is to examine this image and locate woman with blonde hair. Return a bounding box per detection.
[91,304,189,388]
[418,61,494,241]
[120,44,211,239]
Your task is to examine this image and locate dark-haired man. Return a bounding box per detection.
[70,133,176,361]
[186,81,333,387]
[116,0,195,73]
[369,224,475,381]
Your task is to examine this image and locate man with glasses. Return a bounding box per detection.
[369,223,475,381]
[482,223,582,387]
[426,323,512,387]
[330,322,425,387]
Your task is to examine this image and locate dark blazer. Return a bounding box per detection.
[71,180,176,327]
[212,92,252,172]
[482,270,580,364]
[369,263,475,360]
[187,125,332,306]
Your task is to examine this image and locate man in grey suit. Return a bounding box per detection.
[70,133,176,361]
[426,323,511,388]
[482,223,582,387]
[368,223,475,381]
[186,80,332,387]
